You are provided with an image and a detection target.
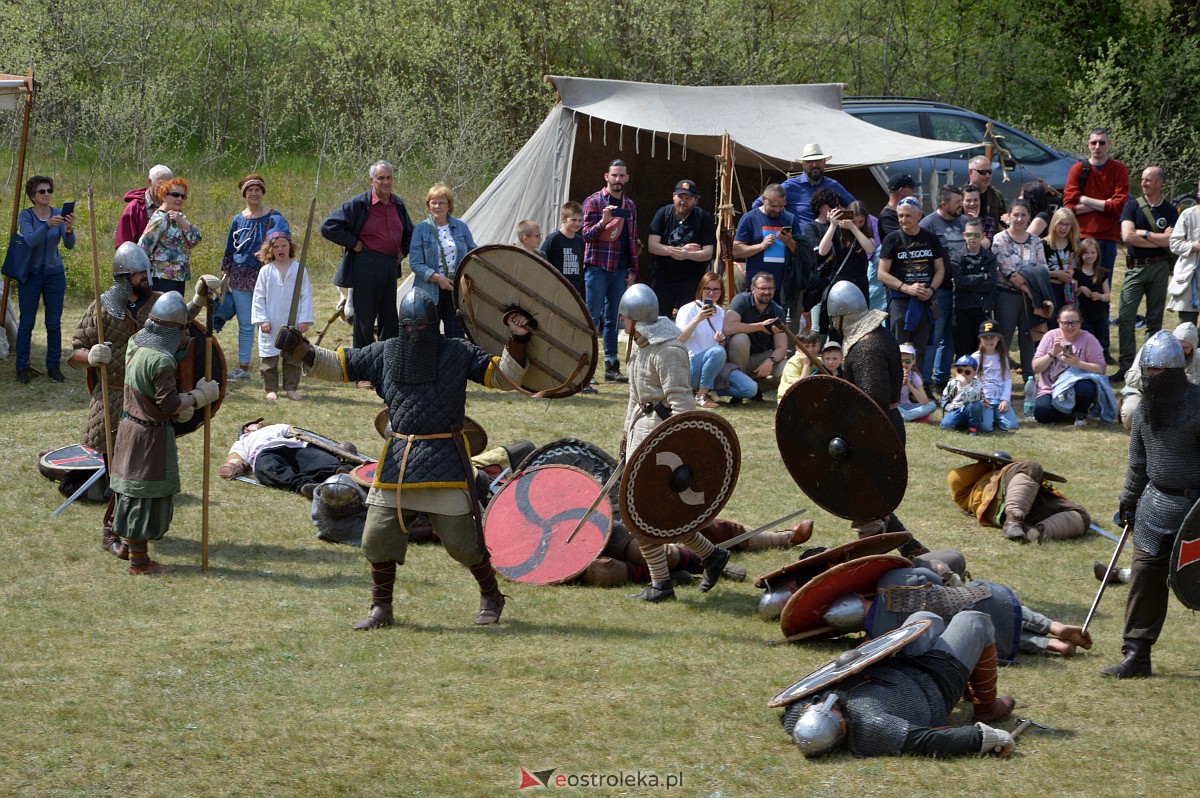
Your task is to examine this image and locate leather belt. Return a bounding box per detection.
[1152,483,1200,499]
[122,412,168,427]
[640,401,672,420]
[1127,255,1169,266]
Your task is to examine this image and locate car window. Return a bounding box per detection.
[993,123,1052,164]
[928,113,987,159]
[855,111,922,138]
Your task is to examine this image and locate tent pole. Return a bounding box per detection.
[0,68,33,328]
[718,133,736,304]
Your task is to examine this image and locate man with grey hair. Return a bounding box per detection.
[966,156,1005,238]
[116,164,172,248]
[321,160,414,352]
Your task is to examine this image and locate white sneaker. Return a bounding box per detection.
[1074,417,1087,428]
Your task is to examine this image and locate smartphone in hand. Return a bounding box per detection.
[59,201,75,217]
[611,208,630,219]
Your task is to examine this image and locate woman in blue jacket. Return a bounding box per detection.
[16,175,75,383]
[408,184,478,339]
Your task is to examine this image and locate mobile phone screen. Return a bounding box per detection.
[60,201,75,217]
[611,208,630,219]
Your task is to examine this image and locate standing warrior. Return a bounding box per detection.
[274,289,531,629]
[1104,331,1200,678]
[618,283,734,602]
[108,293,221,574]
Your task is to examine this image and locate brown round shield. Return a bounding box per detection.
[768,619,933,708]
[454,244,598,398]
[484,465,611,585]
[620,411,741,544]
[776,375,906,522]
[754,532,914,592]
[936,442,1066,483]
[779,553,912,638]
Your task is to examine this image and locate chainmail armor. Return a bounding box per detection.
[884,581,993,616]
[839,661,951,757]
[132,318,184,356]
[72,296,157,452]
[394,325,442,383]
[1122,381,1200,555]
[841,322,905,443]
[100,277,134,318]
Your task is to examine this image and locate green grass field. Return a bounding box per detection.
[1,174,1196,797]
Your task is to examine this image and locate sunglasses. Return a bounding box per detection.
[35,187,54,195]
[901,357,915,364]
[971,168,992,175]
[168,191,187,200]
[955,368,975,375]
[963,232,982,238]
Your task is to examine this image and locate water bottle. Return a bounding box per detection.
[1023,376,1036,417]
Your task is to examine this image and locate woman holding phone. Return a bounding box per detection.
[1031,304,1107,426]
[675,272,757,407]
[15,175,75,384]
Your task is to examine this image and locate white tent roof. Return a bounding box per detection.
[462,76,970,245]
[0,74,32,111]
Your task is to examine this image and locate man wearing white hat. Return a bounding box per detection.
[759,143,856,229]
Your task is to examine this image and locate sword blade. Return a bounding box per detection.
[719,508,807,550]
[1089,523,1121,543]
[565,457,625,544]
[1082,522,1132,635]
[51,465,107,517]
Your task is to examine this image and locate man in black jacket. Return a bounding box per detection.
[321,160,414,349]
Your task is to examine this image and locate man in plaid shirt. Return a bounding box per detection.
[583,159,639,383]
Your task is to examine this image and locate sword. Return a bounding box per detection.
[1089,523,1121,543]
[51,465,107,517]
[1082,521,1132,635]
[565,458,625,544]
[718,508,807,550]
[233,474,267,488]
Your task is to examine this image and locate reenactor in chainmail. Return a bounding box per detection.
[274,288,531,629]
[1104,331,1200,678]
[68,243,220,553]
[820,565,1094,660]
[108,293,221,574]
[784,610,1016,758]
[825,281,928,559]
[617,283,735,602]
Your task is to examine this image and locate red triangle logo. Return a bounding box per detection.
[518,767,543,790]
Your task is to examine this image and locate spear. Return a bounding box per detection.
[86,187,115,460]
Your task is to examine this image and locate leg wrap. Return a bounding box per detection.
[740,530,793,551]
[679,532,715,559]
[1003,474,1039,522]
[368,561,397,607]
[468,557,499,595]
[638,541,672,585]
[124,538,149,568]
[1035,511,1086,541]
[968,642,1011,722]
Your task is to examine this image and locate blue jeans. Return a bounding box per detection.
[1034,380,1097,423]
[980,402,1020,431]
[899,401,937,422]
[16,269,65,370]
[231,288,255,366]
[923,287,955,386]
[585,266,627,364]
[941,400,986,431]
[689,346,726,390]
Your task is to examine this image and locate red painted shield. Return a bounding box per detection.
[483,465,611,585]
[350,461,377,488]
[39,444,106,472]
[779,553,912,638]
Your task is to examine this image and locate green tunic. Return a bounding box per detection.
[109,343,182,498]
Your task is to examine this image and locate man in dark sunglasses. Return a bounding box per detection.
[966,155,1005,234]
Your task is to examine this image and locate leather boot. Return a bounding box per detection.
[1093,561,1130,585]
[353,561,397,630]
[699,547,731,593]
[125,538,171,575]
[969,643,1015,723]
[352,604,394,631]
[100,526,128,559]
[1002,520,1035,543]
[1101,639,1152,678]
[630,581,676,602]
[469,558,506,625]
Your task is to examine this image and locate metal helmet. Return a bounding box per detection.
[399,288,439,327]
[758,587,793,621]
[821,592,867,633]
[113,241,152,283]
[318,473,365,511]
[148,291,189,327]
[825,281,867,317]
[791,693,846,757]
[1140,329,1185,370]
[952,354,978,371]
[618,283,659,324]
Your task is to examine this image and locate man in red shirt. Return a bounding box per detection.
[115,164,172,248]
[1062,128,1130,278]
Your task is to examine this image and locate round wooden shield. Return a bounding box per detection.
[935,442,1066,483]
[39,444,106,472]
[779,553,912,639]
[1170,497,1200,611]
[517,438,620,516]
[767,619,933,708]
[776,375,906,522]
[350,461,377,488]
[483,465,611,585]
[173,320,227,438]
[620,411,741,544]
[754,532,914,592]
[454,244,598,398]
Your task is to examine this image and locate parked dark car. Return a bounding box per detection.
[843,97,1082,212]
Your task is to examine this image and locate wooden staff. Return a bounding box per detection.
[769,318,831,375]
[0,68,34,328]
[86,188,114,458]
[201,292,214,571]
[288,127,327,329]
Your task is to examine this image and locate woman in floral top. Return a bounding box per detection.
[138,177,201,295]
[992,199,1049,375]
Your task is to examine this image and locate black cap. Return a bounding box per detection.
[978,319,1002,337]
[674,179,699,197]
[887,174,915,192]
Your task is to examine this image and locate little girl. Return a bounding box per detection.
[973,319,1018,431]
[252,231,313,401]
[1074,238,1112,363]
[940,354,987,432]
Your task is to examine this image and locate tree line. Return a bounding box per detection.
[2,0,1198,197]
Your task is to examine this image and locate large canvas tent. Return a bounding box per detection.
[462,76,972,247]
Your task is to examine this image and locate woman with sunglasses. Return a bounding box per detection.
[14,175,75,383]
[138,177,201,296]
